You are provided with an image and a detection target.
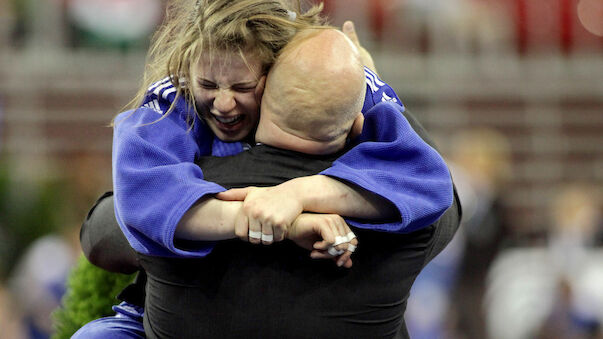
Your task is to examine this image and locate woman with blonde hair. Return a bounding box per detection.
[73,0,454,337]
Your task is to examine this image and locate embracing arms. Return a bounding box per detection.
[214,103,452,246]
[111,23,450,259]
[82,193,358,272]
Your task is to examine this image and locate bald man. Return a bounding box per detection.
[256,28,366,155]
[76,28,459,339]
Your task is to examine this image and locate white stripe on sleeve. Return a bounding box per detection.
[148,77,171,91]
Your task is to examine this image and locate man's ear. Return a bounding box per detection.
[348,113,364,140]
[255,75,266,104]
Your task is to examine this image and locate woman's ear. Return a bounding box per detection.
[255,75,266,104]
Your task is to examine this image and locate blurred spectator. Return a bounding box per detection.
[2,151,106,338]
[406,128,512,338]
[8,226,79,339]
[66,0,163,49]
[451,128,513,337]
[6,0,162,50]
[405,228,464,339]
[449,128,512,257]
[485,184,603,339]
[397,0,513,54]
[548,183,602,275]
[0,283,26,339]
[537,278,602,339]
[537,183,603,338]
[485,251,603,339]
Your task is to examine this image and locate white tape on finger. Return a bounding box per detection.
[261,233,273,242]
[328,246,345,256]
[334,236,348,246]
[248,230,262,239]
[346,232,356,242]
[347,244,357,253]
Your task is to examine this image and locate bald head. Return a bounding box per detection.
[256,28,366,154]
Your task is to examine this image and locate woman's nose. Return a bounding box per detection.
[213,90,236,113]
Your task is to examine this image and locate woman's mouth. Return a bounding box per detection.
[212,114,244,130]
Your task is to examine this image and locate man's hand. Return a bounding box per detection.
[288,213,359,268]
[342,20,378,75]
[217,185,303,245]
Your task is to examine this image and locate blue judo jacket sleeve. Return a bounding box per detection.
[112,106,225,258]
[321,101,453,233]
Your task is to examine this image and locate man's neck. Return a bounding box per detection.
[255,117,346,156]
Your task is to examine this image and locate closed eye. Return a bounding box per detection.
[232,85,256,92]
[198,80,218,89]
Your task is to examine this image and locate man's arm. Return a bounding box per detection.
[80,192,139,274]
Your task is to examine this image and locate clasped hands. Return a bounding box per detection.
[217,185,358,268]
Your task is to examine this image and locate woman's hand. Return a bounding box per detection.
[288,213,358,268]
[342,20,378,75]
[217,185,303,245]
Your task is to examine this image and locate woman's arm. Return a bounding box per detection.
[112,87,227,258]
[321,103,453,232]
[174,197,241,241]
[83,191,357,271]
[218,173,397,243]
[176,198,357,267]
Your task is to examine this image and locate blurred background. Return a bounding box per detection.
[0,0,602,338]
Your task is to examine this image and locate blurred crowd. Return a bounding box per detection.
[1,0,602,338]
[406,128,603,339]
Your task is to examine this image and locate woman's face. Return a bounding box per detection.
[191,51,266,142]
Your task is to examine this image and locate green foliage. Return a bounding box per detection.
[51,256,135,339]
